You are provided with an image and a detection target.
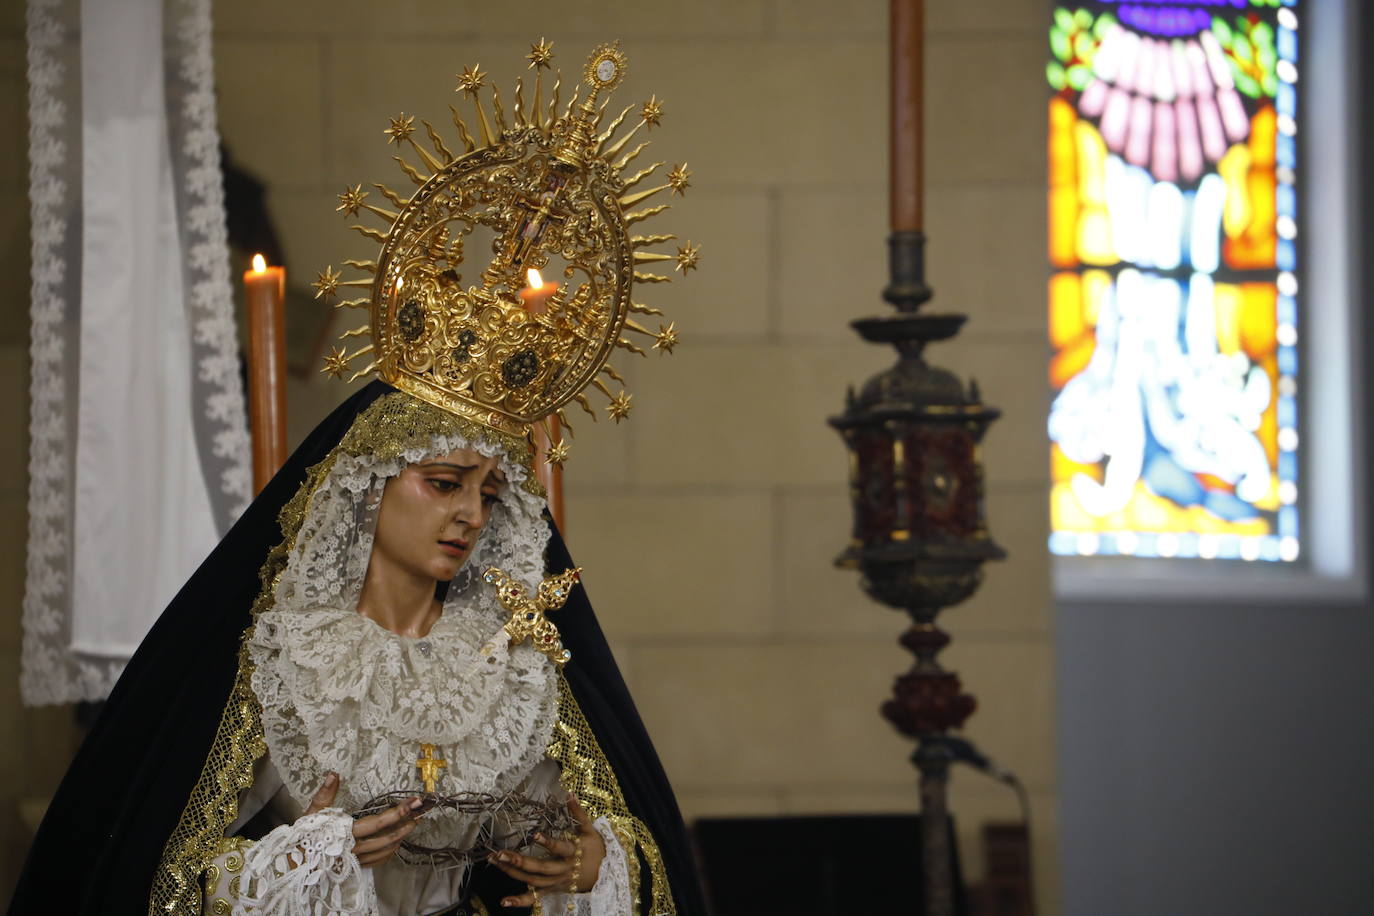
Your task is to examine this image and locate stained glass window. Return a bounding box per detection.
[1046,1,1301,562]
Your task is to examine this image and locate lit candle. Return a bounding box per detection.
[243,254,287,494]
[519,267,559,315]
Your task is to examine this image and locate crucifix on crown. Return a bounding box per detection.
[498,171,571,276]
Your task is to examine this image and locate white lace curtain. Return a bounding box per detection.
[23,0,250,704]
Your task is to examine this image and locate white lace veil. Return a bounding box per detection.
[273,415,550,618]
[246,392,560,834]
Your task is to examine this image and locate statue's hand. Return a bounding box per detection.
[303,772,422,868]
[491,794,606,906]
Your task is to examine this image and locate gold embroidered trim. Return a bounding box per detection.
[336,392,543,497]
[148,454,337,915]
[202,836,250,914]
[149,392,545,914]
[217,837,249,873]
[548,673,676,916]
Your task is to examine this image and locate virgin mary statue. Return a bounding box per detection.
[11,41,706,916]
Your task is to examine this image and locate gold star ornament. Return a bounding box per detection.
[312,265,341,300]
[652,322,679,354]
[674,241,700,274]
[607,391,633,423]
[527,38,554,70]
[455,64,487,96]
[546,440,571,466]
[336,184,368,218]
[384,113,416,145]
[321,345,350,379]
[640,95,664,128]
[667,163,692,196]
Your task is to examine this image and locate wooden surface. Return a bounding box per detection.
[890,0,925,233]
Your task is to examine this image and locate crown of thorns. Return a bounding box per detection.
[353,791,576,869]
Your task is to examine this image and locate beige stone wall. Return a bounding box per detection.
[0,0,1055,909]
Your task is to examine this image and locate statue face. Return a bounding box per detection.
[371,446,508,583]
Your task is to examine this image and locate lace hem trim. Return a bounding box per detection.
[166,0,252,524]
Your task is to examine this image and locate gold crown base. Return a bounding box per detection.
[382,367,532,442]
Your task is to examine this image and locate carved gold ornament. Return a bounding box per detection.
[316,42,699,464]
[484,565,580,667]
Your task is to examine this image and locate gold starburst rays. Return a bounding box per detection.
[316,41,700,465]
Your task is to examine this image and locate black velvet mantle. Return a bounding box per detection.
[10,381,705,916]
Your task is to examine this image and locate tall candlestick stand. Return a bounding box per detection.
[830,2,1005,914]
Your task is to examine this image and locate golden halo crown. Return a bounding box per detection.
[316,40,699,465]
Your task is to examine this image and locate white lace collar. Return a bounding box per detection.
[247,600,558,821]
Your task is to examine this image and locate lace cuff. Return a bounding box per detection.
[538,817,633,916]
[203,810,379,916]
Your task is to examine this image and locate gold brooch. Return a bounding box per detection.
[484,566,580,666]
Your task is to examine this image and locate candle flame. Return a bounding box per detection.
[396,276,404,290]
[527,268,544,290]
[251,254,267,273]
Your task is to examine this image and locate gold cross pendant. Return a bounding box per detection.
[483,566,581,667]
[416,743,447,794]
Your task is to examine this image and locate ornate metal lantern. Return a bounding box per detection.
[833,305,1003,615]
